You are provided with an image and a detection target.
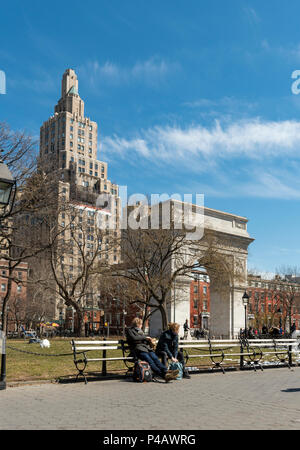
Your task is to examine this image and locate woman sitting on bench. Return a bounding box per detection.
[155,322,191,379]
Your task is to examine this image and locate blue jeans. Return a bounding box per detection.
[138,351,168,378]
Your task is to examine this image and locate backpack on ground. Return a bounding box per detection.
[133,360,153,382]
[168,361,183,380]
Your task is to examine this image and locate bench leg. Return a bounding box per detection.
[211,363,226,374]
[74,358,88,384]
[75,370,88,384]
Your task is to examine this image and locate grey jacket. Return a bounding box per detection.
[126,326,152,355]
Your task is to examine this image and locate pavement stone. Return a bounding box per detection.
[1,367,300,430]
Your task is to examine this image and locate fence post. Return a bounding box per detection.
[102,337,107,376]
[240,341,244,370]
[289,344,293,367]
[0,331,6,390]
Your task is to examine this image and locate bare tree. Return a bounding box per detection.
[110,213,234,331]
[0,122,62,334]
[30,199,119,337]
[274,266,300,331]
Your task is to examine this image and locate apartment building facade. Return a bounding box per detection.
[189,272,300,333]
[189,270,210,331]
[0,260,28,333]
[36,69,121,324]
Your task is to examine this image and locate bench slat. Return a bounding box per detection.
[72,340,119,345]
[86,357,134,362]
[74,346,119,351]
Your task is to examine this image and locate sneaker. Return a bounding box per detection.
[183,372,191,379]
[164,370,179,382]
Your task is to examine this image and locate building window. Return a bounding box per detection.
[1,283,6,292]
[203,285,207,295]
[193,285,198,293]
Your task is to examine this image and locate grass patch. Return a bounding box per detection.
[6,338,128,382]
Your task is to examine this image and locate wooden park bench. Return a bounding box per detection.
[70,339,134,384]
[178,337,298,373]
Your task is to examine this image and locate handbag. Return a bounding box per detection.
[168,361,183,380]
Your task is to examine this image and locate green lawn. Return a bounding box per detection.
[4,339,295,383]
[5,338,129,382]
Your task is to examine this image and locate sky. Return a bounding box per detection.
[1,0,300,274]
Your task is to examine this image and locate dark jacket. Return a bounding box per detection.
[156,329,178,359]
[125,326,152,355]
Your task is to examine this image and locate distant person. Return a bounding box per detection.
[183,319,189,340]
[125,317,179,382]
[291,323,296,333]
[156,322,191,379]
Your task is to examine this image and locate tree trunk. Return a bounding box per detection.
[289,304,292,333]
[159,304,168,331]
[76,308,85,337]
[1,302,7,334]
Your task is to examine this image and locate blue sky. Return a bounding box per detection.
[2,0,300,273]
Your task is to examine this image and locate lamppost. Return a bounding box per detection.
[0,160,15,391]
[277,307,283,331]
[0,162,15,211]
[242,291,250,337]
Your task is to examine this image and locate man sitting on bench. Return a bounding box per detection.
[126,317,179,382]
[156,322,191,379]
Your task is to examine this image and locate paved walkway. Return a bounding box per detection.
[1,367,300,430]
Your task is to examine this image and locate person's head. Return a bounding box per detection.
[168,322,180,335]
[131,317,143,329]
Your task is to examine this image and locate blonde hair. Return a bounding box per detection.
[131,317,143,327]
[168,322,180,333]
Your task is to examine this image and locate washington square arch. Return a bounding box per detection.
[148,199,254,339]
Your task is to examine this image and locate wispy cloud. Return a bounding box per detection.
[102,118,300,199]
[260,39,300,63]
[79,57,179,89]
[9,66,56,94]
[102,118,300,162]
[243,6,261,25]
[183,96,258,115]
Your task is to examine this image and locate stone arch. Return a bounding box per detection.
[149,206,254,339]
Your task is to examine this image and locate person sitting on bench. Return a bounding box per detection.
[126,317,179,382]
[155,322,191,379]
